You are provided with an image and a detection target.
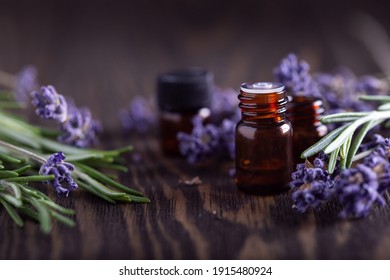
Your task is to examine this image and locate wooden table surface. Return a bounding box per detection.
[1,0,390,260]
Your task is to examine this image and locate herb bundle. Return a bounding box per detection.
[0,67,149,233]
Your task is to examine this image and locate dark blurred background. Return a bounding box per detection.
[1,0,390,129]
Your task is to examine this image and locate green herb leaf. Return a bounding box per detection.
[301,124,347,158]
[0,197,23,227]
[328,146,340,174]
[346,119,383,168]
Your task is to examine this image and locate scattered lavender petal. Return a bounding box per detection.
[179,176,203,186]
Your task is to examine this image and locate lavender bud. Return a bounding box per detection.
[39,152,78,196]
[31,85,68,123]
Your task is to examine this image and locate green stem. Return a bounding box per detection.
[359,95,390,102]
[75,162,143,196]
[320,112,369,123]
[301,124,348,158]
[6,175,55,182]
[328,146,340,174]
[0,139,46,163]
[0,197,23,227]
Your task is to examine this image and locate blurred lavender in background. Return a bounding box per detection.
[177,87,239,164]
[314,67,389,114]
[118,87,239,164]
[118,96,157,134]
[14,65,38,105]
[274,53,321,98]
[177,116,221,164]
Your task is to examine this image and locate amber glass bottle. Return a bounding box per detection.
[286,96,328,166]
[235,82,293,195]
[157,68,213,155]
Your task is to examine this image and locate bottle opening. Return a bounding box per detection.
[241,82,284,94]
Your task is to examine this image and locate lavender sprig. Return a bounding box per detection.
[31,85,68,123]
[39,152,78,196]
[59,105,102,148]
[31,85,101,148]
[0,143,76,232]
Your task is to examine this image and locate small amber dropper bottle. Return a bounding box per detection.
[235,82,293,195]
[157,68,213,155]
[286,96,328,166]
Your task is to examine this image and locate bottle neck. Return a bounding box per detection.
[238,90,288,123]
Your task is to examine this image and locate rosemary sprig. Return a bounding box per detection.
[0,179,76,233]
[301,95,390,173]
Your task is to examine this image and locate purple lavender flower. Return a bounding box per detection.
[59,104,102,148]
[363,134,390,193]
[290,153,335,212]
[335,164,385,218]
[274,53,320,98]
[31,86,101,148]
[14,66,38,104]
[30,85,68,123]
[292,181,333,213]
[355,75,389,96]
[177,117,220,164]
[39,152,78,196]
[118,96,157,134]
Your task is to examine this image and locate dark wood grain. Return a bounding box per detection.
[2,0,390,260]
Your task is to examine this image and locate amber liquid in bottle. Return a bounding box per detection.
[287,96,327,166]
[235,82,293,195]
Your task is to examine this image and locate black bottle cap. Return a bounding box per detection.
[157,68,214,112]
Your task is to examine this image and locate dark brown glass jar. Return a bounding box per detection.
[286,96,328,166]
[235,82,293,195]
[157,68,213,155]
